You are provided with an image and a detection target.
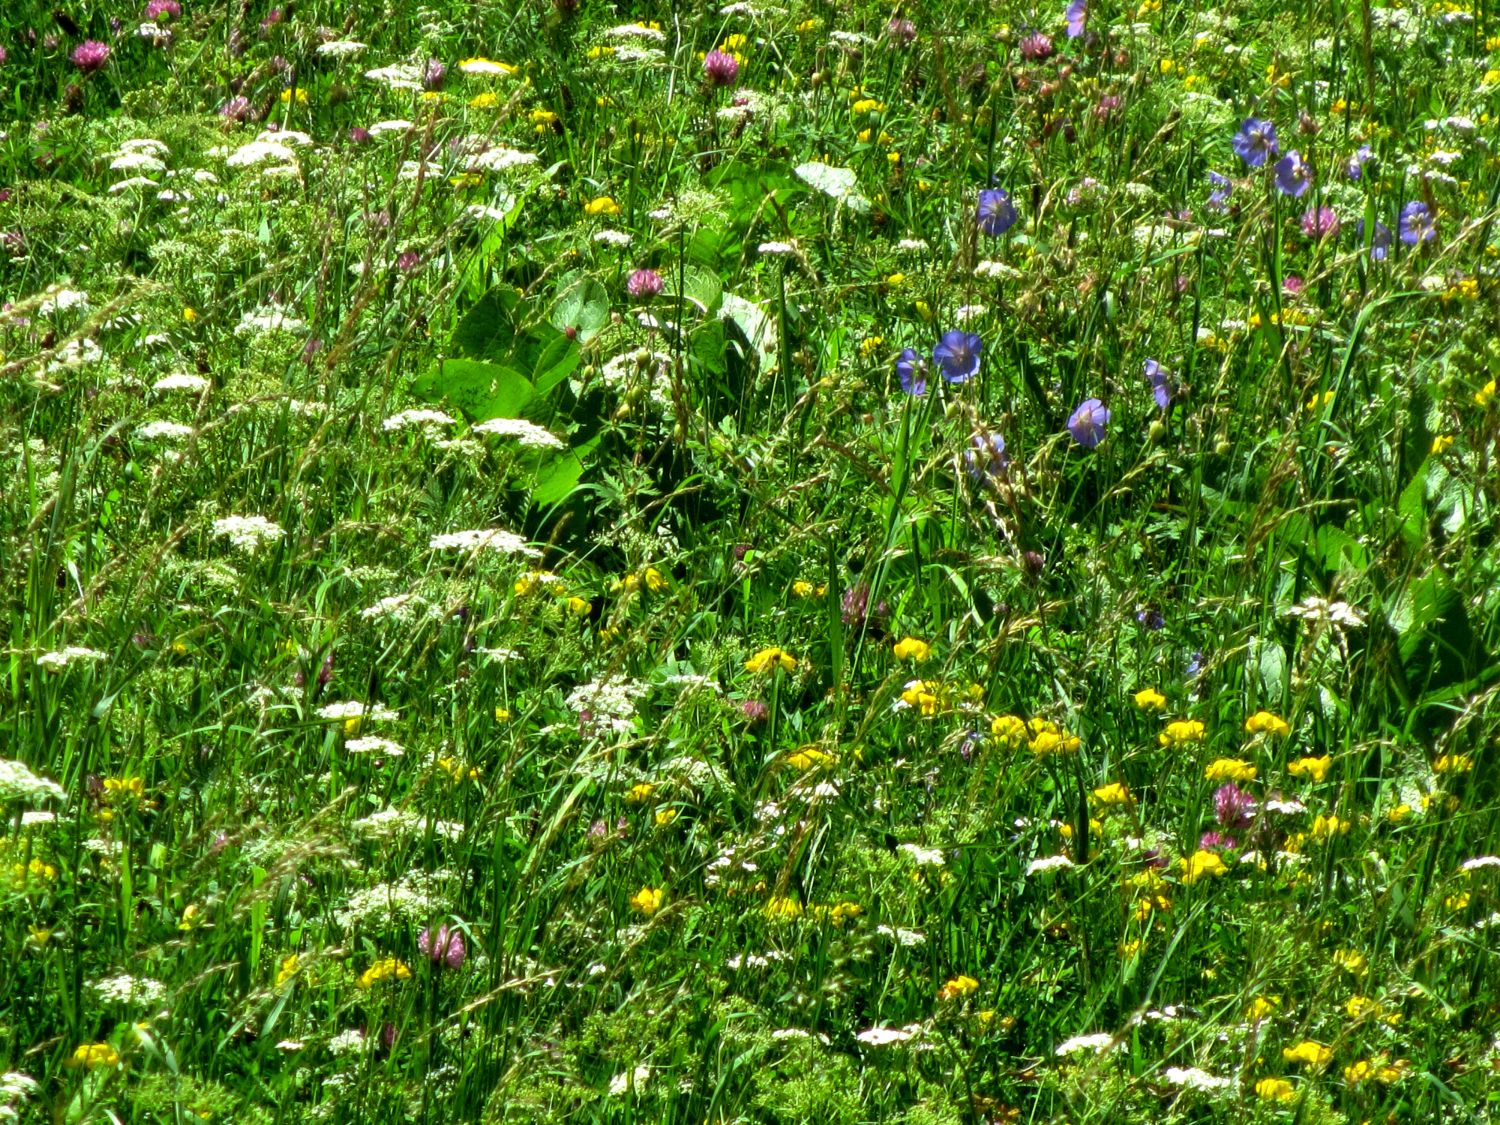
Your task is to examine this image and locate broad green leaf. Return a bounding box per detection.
[550,274,610,342]
[794,161,870,212]
[430,358,534,420]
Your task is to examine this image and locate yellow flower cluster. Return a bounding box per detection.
[786,746,834,770]
[901,679,982,717]
[1133,687,1166,710]
[746,646,797,674]
[1204,758,1256,783]
[436,756,482,783]
[1288,756,1331,782]
[1254,1077,1295,1101]
[1244,710,1290,736]
[1159,719,1206,747]
[1282,1040,1333,1069]
[891,636,931,662]
[1090,782,1132,807]
[631,886,665,916]
[356,957,412,989]
[938,974,980,1001]
[1180,849,1229,884]
[583,196,621,216]
[70,1043,120,1070]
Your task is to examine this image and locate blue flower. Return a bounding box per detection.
[976,188,1018,236]
[1345,144,1373,180]
[1067,398,1109,448]
[933,330,982,384]
[1398,201,1436,245]
[1144,359,1171,410]
[1065,0,1087,38]
[1357,219,1392,261]
[964,431,1008,484]
[1272,150,1312,197]
[895,348,928,396]
[1206,171,1232,211]
[1231,118,1278,168]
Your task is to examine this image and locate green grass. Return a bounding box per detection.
[2,0,1500,1122]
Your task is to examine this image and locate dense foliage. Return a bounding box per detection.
[2,0,1499,1122]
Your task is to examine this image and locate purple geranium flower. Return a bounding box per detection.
[1231,118,1278,168]
[1398,200,1435,245]
[1273,150,1312,197]
[976,188,1018,236]
[1144,359,1171,409]
[1206,171,1232,211]
[1345,144,1373,180]
[964,431,1009,484]
[895,348,927,396]
[933,330,982,384]
[1067,398,1109,447]
[1357,218,1392,261]
[1065,0,1087,38]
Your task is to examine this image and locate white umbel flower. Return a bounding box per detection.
[211,515,285,552]
[472,417,565,448]
[0,759,68,804]
[428,529,540,558]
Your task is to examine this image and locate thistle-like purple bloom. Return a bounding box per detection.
[1144,359,1171,410]
[70,40,111,72]
[895,348,927,396]
[1065,0,1087,38]
[1206,171,1232,211]
[933,330,982,384]
[1357,218,1392,261]
[626,268,663,299]
[1231,118,1278,168]
[1273,150,1312,197]
[1398,201,1435,245]
[1300,205,1339,239]
[703,49,739,86]
[1214,783,1257,830]
[418,924,466,970]
[976,188,1018,236]
[1067,398,1109,448]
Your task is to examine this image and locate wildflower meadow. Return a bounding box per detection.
[4,0,1500,1121]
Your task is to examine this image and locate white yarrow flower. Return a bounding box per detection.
[316,39,366,57]
[608,1066,650,1096]
[898,843,945,868]
[428,529,540,557]
[211,515,285,552]
[344,736,406,756]
[856,1026,917,1046]
[1056,1032,1118,1057]
[0,759,68,804]
[35,647,107,671]
[471,417,565,448]
[1163,1066,1233,1090]
[382,408,455,432]
[135,421,195,441]
[1027,854,1075,875]
[317,701,399,723]
[151,373,211,393]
